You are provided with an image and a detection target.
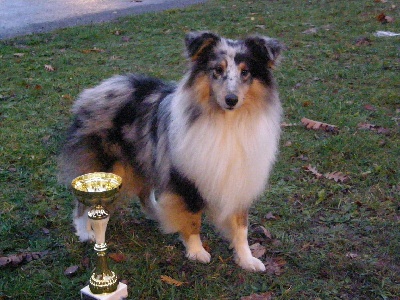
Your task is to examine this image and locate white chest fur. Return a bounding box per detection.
[170,102,281,221]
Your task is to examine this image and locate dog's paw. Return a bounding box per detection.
[73,216,95,242]
[235,255,266,272]
[76,228,95,242]
[186,248,211,264]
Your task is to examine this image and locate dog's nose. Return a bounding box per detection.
[225,94,238,108]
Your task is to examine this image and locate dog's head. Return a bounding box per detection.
[184,31,282,112]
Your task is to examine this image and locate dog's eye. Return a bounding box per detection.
[214,66,224,76]
[241,69,250,78]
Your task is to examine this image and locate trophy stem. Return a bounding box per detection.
[88,205,119,294]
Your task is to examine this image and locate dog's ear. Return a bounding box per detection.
[185,31,220,62]
[244,36,283,69]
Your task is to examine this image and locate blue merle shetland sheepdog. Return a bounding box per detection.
[58,31,283,272]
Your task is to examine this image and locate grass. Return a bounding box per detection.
[0,0,399,299]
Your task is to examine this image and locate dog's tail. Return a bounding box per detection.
[57,75,134,188]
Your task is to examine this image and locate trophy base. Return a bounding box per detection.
[81,282,128,300]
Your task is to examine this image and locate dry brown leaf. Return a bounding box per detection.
[325,171,349,183]
[265,212,277,221]
[0,251,49,267]
[253,225,272,239]
[303,27,318,34]
[108,252,126,263]
[364,104,376,111]
[303,164,323,179]
[301,117,339,133]
[44,64,55,72]
[241,291,273,300]
[357,123,390,135]
[377,13,394,23]
[304,165,349,182]
[281,122,298,128]
[250,243,267,259]
[346,252,359,259]
[160,275,185,287]
[64,265,79,276]
[264,257,286,276]
[61,94,73,100]
[355,37,372,46]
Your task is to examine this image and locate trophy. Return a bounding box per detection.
[71,172,128,300]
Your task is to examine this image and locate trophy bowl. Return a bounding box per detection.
[71,172,122,207]
[72,172,122,206]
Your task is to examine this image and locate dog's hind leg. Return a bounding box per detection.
[73,201,95,242]
[138,189,158,221]
[155,192,211,264]
[219,211,266,272]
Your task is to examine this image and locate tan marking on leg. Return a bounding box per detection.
[156,192,201,234]
[219,211,265,272]
[156,192,210,263]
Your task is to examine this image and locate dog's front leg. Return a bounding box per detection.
[156,192,211,264]
[223,212,266,272]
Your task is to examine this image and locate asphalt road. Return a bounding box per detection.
[0,0,207,40]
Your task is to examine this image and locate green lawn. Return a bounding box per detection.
[1,0,399,299]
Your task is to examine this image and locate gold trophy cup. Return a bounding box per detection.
[71,172,123,296]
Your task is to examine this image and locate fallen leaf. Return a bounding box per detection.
[346,252,359,259]
[364,104,377,111]
[325,171,350,183]
[253,225,272,239]
[250,243,266,259]
[303,164,323,179]
[108,252,126,263]
[0,257,11,267]
[264,212,277,221]
[81,256,90,269]
[62,94,73,100]
[44,64,55,72]
[0,251,49,267]
[357,123,390,135]
[160,275,185,287]
[281,122,298,127]
[241,291,273,300]
[202,241,211,253]
[355,37,372,46]
[303,27,318,34]
[264,257,286,276]
[284,141,292,147]
[377,13,394,24]
[301,117,339,133]
[64,265,79,276]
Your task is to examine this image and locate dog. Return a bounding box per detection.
[58,31,283,272]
